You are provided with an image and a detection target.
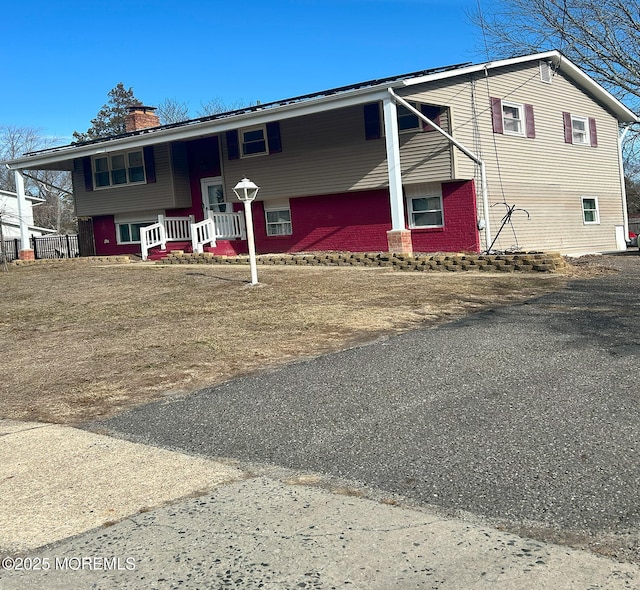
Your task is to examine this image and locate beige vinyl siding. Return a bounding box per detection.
[400,61,626,253]
[221,104,453,201]
[73,144,191,217]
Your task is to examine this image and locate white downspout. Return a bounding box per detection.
[387,88,492,250]
[618,124,631,243]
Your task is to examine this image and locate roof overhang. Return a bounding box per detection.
[4,85,393,171]
[401,50,638,125]
[4,51,637,172]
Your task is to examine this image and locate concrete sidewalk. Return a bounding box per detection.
[1,419,638,589]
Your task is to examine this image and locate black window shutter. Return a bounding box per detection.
[563,112,573,143]
[226,130,240,160]
[490,97,503,134]
[266,122,282,153]
[363,103,381,140]
[82,157,93,191]
[143,146,156,183]
[420,104,441,131]
[589,117,598,147]
[524,104,536,139]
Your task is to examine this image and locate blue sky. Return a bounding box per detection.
[1,0,483,143]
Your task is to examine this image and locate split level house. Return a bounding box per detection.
[4,51,638,260]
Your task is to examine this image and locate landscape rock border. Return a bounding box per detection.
[158,251,567,272]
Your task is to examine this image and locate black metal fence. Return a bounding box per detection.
[1,235,80,262]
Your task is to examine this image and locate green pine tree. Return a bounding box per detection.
[73,83,142,143]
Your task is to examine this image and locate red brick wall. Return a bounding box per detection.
[252,189,392,254]
[410,180,480,253]
[92,179,479,256]
[92,215,140,256]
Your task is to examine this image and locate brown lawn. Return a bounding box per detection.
[0,259,605,424]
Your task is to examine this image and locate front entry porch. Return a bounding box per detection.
[140,212,247,260]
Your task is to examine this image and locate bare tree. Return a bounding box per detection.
[156,98,191,125]
[471,1,640,193]
[0,125,75,233]
[472,1,640,105]
[197,97,253,117]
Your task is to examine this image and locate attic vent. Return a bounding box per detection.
[540,61,553,84]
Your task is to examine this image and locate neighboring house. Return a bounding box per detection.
[0,189,55,239]
[3,51,638,259]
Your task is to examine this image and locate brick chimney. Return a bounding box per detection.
[125,105,160,132]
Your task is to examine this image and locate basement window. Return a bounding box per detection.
[93,149,146,188]
[115,211,161,244]
[406,183,444,228]
[265,206,292,236]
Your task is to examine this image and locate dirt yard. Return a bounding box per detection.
[0,259,609,424]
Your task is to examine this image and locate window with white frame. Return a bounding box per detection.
[114,212,161,244]
[241,125,268,157]
[581,197,600,224]
[406,183,444,228]
[501,101,524,136]
[264,201,292,236]
[93,149,146,188]
[571,116,590,145]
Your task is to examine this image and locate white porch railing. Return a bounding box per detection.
[165,215,195,241]
[210,212,246,240]
[141,212,246,260]
[191,218,216,253]
[140,221,166,261]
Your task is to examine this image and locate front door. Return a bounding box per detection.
[201,177,232,217]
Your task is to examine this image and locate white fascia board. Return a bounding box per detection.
[5,87,392,171]
[402,50,638,124]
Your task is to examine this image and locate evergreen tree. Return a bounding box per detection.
[73,83,142,143]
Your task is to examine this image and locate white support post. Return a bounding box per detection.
[383,94,406,231]
[14,170,33,259]
[157,214,166,250]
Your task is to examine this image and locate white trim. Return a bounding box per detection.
[200,176,232,213]
[401,51,637,124]
[6,52,636,172]
[114,210,163,244]
[264,202,292,236]
[570,115,590,145]
[383,94,405,231]
[92,148,146,189]
[240,125,269,158]
[406,183,444,229]
[501,100,525,137]
[581,196,600,224]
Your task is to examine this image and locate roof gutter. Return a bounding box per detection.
[4,86,393,171]
[387,88,492,250]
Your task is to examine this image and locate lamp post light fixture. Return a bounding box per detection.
[233,177,260,285]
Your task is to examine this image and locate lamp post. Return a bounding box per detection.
[233,177,260,285]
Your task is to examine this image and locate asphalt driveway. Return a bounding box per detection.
[91,254,640,560]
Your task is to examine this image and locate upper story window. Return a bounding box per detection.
[242,125,268,157]
[397,103,421,132]
[226,122,282,160]
[491,97,535,138]
[563,112,598,147]
[363,102,443,140]
[571,116,589,144]
[501,101,524,136]
[93,149,146,189]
